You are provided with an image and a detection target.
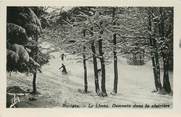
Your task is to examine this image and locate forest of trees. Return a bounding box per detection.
[7,7,173,107]
[44,7,173,96]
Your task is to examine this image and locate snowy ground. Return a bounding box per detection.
[7,41,173,108]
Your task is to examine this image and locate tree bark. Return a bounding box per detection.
[91,41,100,95]
[159,8,172,93]
[32,72,37,94]
[162,55,171,93]
[112,7,118,94]
[153,39,162,91]
[148,12,162,91]
[32,34,39,94]
[98,39,107,97]
[113,33,118,94]
[82,30,88,93]
[83,53,88,92]
[150,51,159,90]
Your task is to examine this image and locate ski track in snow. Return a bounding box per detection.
[7,41,173,108]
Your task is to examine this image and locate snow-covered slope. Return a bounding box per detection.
[7,42,173,108]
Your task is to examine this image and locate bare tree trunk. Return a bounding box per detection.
[112,8,118,94]
[82,30,88,93]
[113,33,118,94]
[98,39,107,97]
[159,8,172,94]
[32,72,37,94]
[150,51,159,90]
[83,46,88,93]
[153,39,162,91]
[32,35,38,94]
[148,12,162,92]
[162,55,171,93]
[91,41,100,95]
[149,40,162,91]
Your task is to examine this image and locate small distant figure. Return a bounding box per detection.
[60,53,66,61]
[59,63,67,74]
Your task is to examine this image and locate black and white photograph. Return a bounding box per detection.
[6,6,173,108]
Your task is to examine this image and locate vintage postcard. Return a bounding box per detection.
[0,0,181,116]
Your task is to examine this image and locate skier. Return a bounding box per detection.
[59,63,67,74]
[60,53,66,61]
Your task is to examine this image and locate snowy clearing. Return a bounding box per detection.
[7,42,173,108]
